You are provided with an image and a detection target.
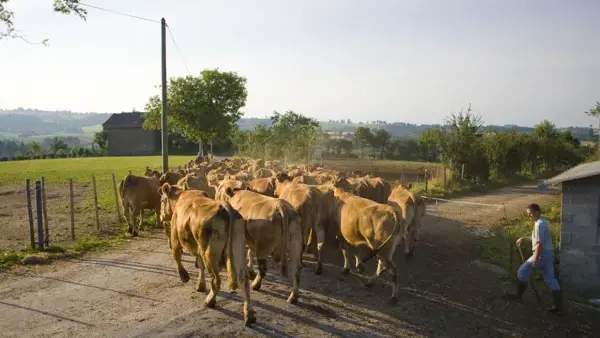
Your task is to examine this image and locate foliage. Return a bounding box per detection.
[28,141,42,157]
[49,137,68,155]
[352,126,373,158]
[143,69,247,145]
[93,131,108,154]
[1,0,86,42]
[232,110,321,162]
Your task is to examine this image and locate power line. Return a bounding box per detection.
[79,2,161,24]
[166,24,192,76]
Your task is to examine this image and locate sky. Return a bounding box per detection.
[1,0,599,128]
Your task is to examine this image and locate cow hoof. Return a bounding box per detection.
[287,294,299,304]
[363,280,374,288]
[387,296,398,305]
[404,252,414,262]
[251,282,261,291]
[341,268,350,275]
[179,269,190,283]
[196,282,206,293]
[132,231,139,237]
[204,297,216,308]
[314,264,323,275]
[247,270,257,280]
[356,265,365,274]
[127,227,133,234]
[244,311,257,327]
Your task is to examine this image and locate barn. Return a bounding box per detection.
[102,112,160,156]
[544,160,600,296]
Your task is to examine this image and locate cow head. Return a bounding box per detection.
[158,183,183,225]
[393,180,412,190]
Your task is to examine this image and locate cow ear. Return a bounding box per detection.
[160,183,171,196]
[182,182,189,191]
[394,180,400,188]
[407,183,412,190]
[225,187,235,197]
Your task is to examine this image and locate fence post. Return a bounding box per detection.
[41,176,49,247]
[112,173,121,224]
[424,169,428,193]
[35,181,45,251]
[69,178,75,241]
[461,163,465,180]
[92,176,100,230]
[128,170,132,175]
[26,179,35,249]
[443,167,447,187]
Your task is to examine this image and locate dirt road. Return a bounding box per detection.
[0,183,597,338]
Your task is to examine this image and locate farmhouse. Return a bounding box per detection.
[102,112,160,156]
[544,161,600,296]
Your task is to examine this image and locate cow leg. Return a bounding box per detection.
[203,248,221,308]
[404,230,415,263]
[287,234,303,304]
[364,259,387,288]
[171,238,189,283]
[123,203,132,233]
[340,241,352,275]
[386,259,399,304]
[247,247,257,280]
[355,255,365,274]
[195,257,207,293]
[131,207,140,237]
[251,259,267,291]
[314,226,325,275]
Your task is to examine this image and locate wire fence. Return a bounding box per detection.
[0,174,127,251]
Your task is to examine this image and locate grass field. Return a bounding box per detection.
[0,156,194,256]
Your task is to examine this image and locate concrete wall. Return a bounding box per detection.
[560,175,600,296]
[106,128,159,156]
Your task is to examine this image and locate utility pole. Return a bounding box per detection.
[161,18,169,172]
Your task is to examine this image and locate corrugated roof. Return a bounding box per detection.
[102,112,147,129]
[544,160,600,185]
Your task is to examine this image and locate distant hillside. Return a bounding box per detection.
[0,108,595,142]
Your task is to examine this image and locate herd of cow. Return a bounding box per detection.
[116,157,427,327]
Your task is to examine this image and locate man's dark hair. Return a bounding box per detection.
[527,203,541,213]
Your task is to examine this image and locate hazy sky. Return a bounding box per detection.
[1,0,599,127]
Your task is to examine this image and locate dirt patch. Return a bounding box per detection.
[0,183,119,251]
[0,183,597,338]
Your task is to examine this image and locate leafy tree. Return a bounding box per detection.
[584,101,600,159]
[417,129,442,162]
[144,69,247,148]
[1,0,86,42]
[49,137,67,155]
[369,129,392,160]
[28,141,42,157]
[353,126,372,158]
[93,131,108,154]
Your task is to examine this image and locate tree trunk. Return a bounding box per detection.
[597,117,599,160]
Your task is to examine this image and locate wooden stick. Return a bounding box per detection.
[25,179,35,249]
[35,181,45,250]
[112,173,121,224]
[69,178,75,241]
[41,176,49,247]
[92,176,100,230]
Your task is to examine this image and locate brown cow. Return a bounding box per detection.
[274,174,324,274]
[387,182,426,260]
[219,188,303,304]
[158,185,256,326]
[118,174,161,236]
[248,177,276,197]
[159,171,184,186]
[177,173,215,198]
[331,177,406,304]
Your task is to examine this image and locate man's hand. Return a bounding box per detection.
[531,255,540,268]
[516,237,525,248]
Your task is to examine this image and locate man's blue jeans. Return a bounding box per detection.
[517,251,560,291]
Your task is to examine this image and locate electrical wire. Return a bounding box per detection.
[79,2,161,24]
[166,24,193,76]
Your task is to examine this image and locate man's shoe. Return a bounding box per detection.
[504,280,528,301]
[546,290,565,315]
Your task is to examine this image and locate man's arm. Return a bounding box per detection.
[532,222,548,264]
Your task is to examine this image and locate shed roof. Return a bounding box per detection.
[544,160,600,185]
[102,112,147,129]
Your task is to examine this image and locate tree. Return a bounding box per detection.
[353,126,372,158]
[49,137,67,155]
[28,141,42,157]
[1,0,86,42]
[144,69,247,149]
[584,101,600,159]
[369,129,392,160]
[93,131,108,154]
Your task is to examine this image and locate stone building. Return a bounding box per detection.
[545,161,600,296]
[102,112,160,156]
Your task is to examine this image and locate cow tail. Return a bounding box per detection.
[361,208,403,264]
[223,202,239,291]
[118,179,125,199]
[277,203,289,278]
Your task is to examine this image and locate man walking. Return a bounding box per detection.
[505,203,564,315]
